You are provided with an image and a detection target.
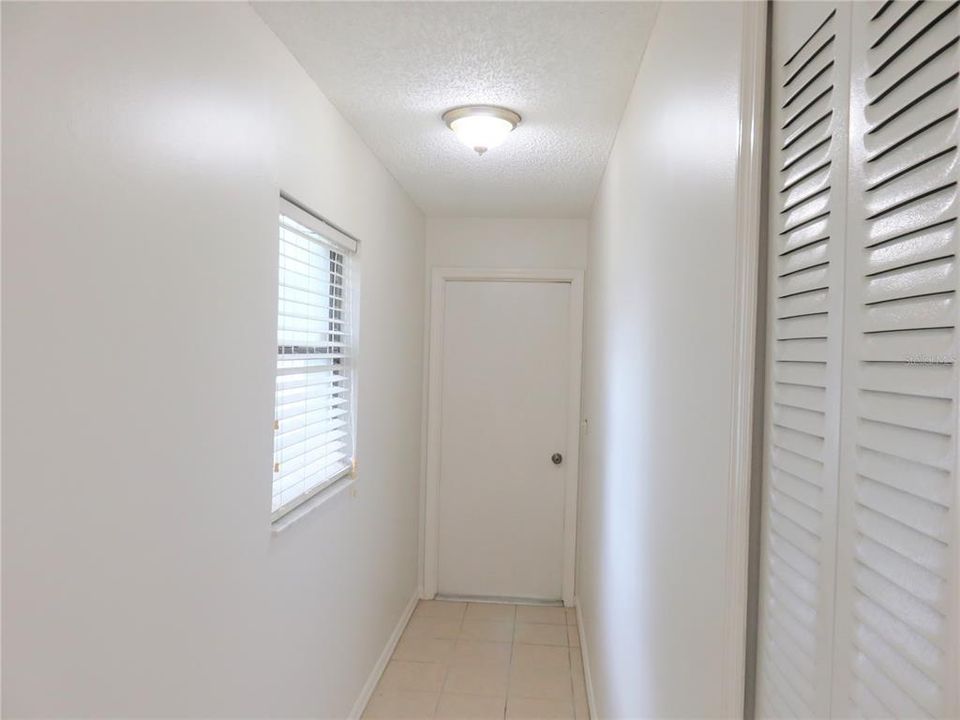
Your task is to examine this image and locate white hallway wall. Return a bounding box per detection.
[578,2,748,718]
[426,218,588,271]
[2,3,425,717]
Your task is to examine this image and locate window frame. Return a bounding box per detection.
[271,194,359,524]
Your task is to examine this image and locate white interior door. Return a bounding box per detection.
[834,2,959,716]
[757,4,851,715]
[758,2,960,717]
[436,279,571,601]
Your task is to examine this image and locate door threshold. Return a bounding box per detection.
[436,593,565,607]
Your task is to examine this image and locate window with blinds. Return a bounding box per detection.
[272,196,357,521]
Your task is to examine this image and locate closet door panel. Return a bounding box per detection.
[756,5,852,717]
[835,1,960,717]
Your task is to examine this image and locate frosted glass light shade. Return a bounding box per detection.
[443,106,521,156]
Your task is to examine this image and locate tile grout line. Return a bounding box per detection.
[504,602,517,720]
[503,636,512,719]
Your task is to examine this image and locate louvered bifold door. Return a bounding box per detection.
[756,5,853,718]
[832,1,960,717]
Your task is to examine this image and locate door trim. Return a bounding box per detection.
[723,2,768,718]
[421,267,584,606]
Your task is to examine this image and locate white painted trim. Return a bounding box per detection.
[270,475,355,535]
[562,273,585,608]
[348,591,419,720]
[422,269,447,599]
[422,267,585,606]
[417,266,433,600]
[436,593,560,606]
[575,600,597,720]
[720,3,767,718]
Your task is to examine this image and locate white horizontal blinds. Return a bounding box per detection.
[272,198,355,519]
[834,1,960,717]
[756,5,850,718]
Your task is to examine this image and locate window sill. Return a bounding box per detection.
[271,474,356,535]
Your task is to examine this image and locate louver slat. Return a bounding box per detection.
[834,1,959,717]
[756,6,851,718]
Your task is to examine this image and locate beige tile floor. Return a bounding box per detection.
[362,600,589,720]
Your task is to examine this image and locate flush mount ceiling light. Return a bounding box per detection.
[442,105,521,156]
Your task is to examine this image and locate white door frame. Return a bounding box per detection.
[723,2,767,717]
[421,267,584,607]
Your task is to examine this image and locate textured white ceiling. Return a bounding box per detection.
[254,1,659,217]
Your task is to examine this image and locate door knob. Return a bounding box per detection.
[551,453,563,465]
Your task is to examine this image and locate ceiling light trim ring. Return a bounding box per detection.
[442,105,522,156]
[442,105,522,129]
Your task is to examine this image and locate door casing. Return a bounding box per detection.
[421,267,584,607]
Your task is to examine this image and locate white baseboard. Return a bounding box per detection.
[436,593,562,606]
[575,599,598,720]
[348,591,419,720]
